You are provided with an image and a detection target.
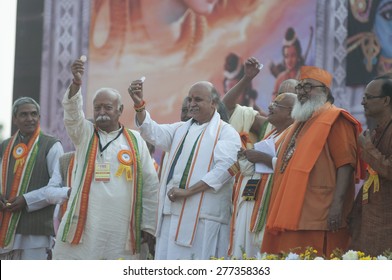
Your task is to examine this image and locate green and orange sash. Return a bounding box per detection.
[61,127,143,254]
[59,154,75,221]
[0,127,41,248]
[227,128,288,255]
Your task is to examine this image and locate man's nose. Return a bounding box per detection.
[98,107,106,114]
[26,113,33,121]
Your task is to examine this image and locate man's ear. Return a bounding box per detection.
[384,96,391,107]
[119,104,124,114]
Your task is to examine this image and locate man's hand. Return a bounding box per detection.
[327,204,342,232]
[0,194,7,211]
[141,231,156,257]
[358,129,374,150]
[244,57,262,80]
[167,187,189,202]
[71,58,85,83]
[128,78,145,106]
[4,195,27,212]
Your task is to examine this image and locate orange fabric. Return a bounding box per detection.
[249,128,288,230]
[239,132,251,148]
[266,104,362,232]
[262,228,350,257]
[175,122,222,245]
[261,104,363,254]
[0,127,41,247]
[228,175,245,255]
[157,152,166,180]
[299,66,333,87]
[71,135,98,244]
[60,154,75,221]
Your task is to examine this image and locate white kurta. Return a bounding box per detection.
[137,111,241,259]
[229,105,278,258]
[53,88,159,260]
[231,132,282,259]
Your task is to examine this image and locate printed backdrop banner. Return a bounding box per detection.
[346,0,392,86]
[86,0,316,126]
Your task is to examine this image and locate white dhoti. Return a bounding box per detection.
[155,214,229,260]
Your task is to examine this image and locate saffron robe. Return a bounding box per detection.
[262,103,362,257]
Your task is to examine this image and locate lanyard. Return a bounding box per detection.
[95,126,124,156]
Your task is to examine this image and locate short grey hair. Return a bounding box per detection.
[93,87,123,109]
[278,79,298,95]
[12,97,40,117]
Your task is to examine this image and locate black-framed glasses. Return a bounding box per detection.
[270,101,292,109]
[362,94,386,101]
[295,83,325,94]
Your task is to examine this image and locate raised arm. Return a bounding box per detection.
[69,57,86,98]
[222,57,261,116]
[128,78,147,124]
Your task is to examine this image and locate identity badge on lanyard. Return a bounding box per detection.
[94,126,124,182]
[95,163,111,182]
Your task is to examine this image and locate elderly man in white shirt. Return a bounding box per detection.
[129,79,241,260]
[52,58,159,260]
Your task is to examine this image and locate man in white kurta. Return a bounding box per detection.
[221,57,297,258]
[53,58,159,260]
[129,80,241,260]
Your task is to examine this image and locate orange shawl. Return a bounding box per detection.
[266,104,363,233]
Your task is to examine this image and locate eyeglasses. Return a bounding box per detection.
[270,101,292,109]
[362,94,386,101]
[295,83,325,94]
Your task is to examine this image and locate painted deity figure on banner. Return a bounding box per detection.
[270,27,312,99]
[347,0,392,85]
[86,0,317,138]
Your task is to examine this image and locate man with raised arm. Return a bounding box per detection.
[129,78,241,260]
[53,58,159,260]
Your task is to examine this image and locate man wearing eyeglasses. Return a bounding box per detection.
[349,74,392,256]
[261,66,364,258]
[222,57,297,258]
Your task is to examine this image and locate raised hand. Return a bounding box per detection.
[244,57,262,80]
[128,77,145,106]
[71,57,86,83]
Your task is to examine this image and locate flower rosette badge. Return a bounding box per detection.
[12,143,28,173]
[115,150,133,181]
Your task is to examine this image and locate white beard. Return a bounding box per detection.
[291,92,327,122]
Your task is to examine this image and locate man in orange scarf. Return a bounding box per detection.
[0,97,64,259]
[261,66,363,257]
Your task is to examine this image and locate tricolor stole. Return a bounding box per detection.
[174,120,223,246]
[61,127,143,254]
[228,128,277,255]
[0,128,41,248]
[59,154,75,221]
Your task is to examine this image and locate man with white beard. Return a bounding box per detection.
[261,66,364,258]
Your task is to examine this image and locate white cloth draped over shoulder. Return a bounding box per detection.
[137,111,241,249]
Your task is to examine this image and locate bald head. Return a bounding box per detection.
[188,81,217,124]
[189,81,215,99]
[278,79,298,95]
